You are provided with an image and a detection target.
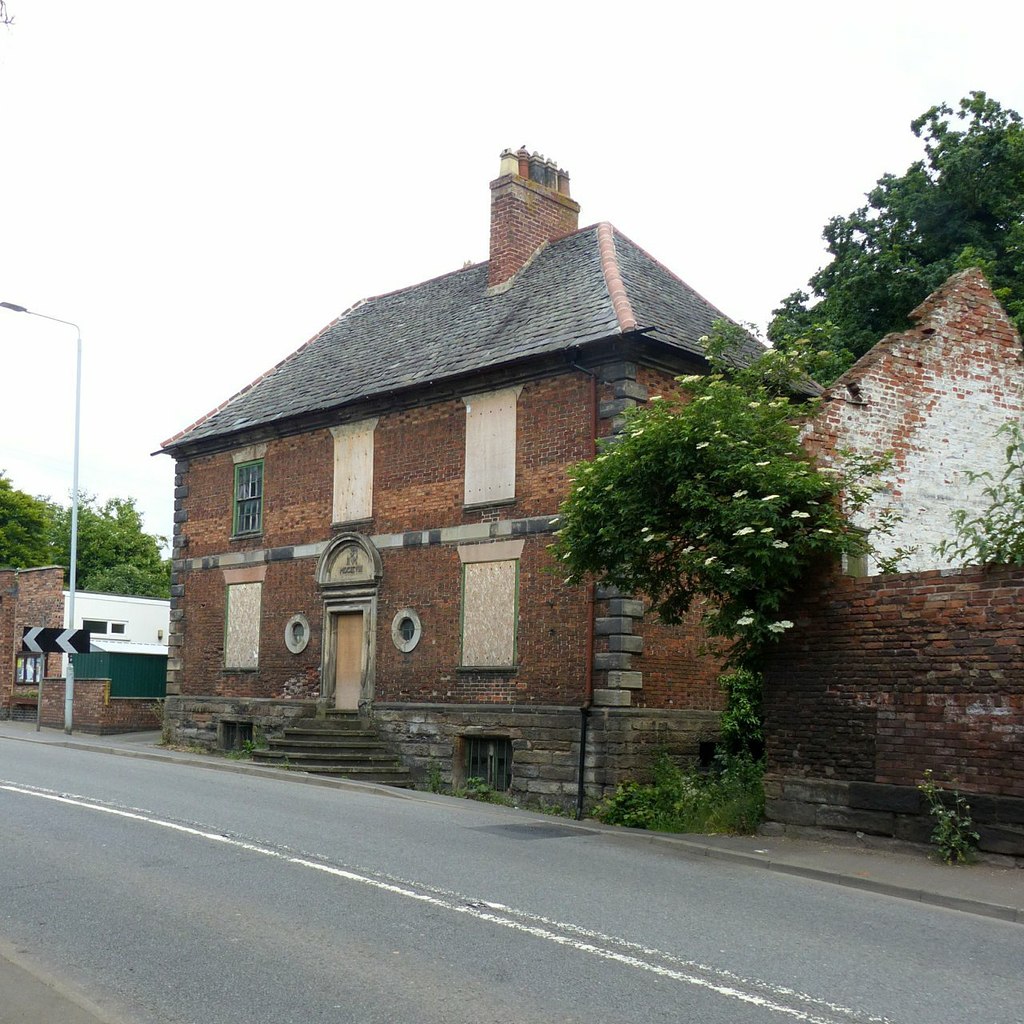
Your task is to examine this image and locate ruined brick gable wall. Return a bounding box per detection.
[763,565,1024,799]
[802,269,1024,574]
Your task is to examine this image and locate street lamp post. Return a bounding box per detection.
[1,301,82,735]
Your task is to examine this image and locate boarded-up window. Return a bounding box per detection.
[459,542,523,668]
[331,419,377,524]
[462,387,521,506]
[225,582,262,670]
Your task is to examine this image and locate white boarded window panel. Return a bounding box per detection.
[225,582,262,669]
[462,559,517,667]
[331,419,377,524]
[463,387,520,505]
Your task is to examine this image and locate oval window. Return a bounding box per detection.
[391,608,422,653]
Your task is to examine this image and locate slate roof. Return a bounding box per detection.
[164,224,761,451]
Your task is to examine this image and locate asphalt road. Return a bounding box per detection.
[1,743,1021,1024]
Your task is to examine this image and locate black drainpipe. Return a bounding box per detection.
[571,359,598,820]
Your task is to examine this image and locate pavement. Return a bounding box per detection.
[1,718,1022,1023]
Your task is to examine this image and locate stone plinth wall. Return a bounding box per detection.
[764,776,1024,859]
[763,565,1024,856]
[164,695,318,749]
[373,703,720,811]
[30,678,163,734]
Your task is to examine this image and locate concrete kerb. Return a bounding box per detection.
[1,722,1020,926]
[0,723,415,801]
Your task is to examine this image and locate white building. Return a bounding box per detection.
[63,591,170,648]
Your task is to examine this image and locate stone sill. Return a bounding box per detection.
[463,497,517,512]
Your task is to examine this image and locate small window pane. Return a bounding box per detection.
[110,622,126,635]
[234,461,263,535]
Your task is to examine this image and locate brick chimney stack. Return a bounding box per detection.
[488,147,581,289]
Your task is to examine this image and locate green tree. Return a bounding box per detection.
[48,495,170,598]
[0,473,55,568]
[551,323,880,670]
[771,92,1024,373]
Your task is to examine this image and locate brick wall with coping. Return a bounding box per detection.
[33,677,163,734]
[763,565,1024,856]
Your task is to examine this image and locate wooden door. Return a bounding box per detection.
[334,611,364,710]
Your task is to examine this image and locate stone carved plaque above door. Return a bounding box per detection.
[316,533,382,590]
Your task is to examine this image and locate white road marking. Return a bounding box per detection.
[1,781,894,1024]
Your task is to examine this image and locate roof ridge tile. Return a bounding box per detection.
[597,222,638,332]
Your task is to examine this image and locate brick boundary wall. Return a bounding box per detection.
[763,565,1024,857]
[25,678,164,734]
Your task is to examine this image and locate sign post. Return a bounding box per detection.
[21,628,91,731]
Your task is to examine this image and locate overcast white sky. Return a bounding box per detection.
[2,1,1022,548]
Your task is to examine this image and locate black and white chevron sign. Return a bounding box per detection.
[21,626,91,654]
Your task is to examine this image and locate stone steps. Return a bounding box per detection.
[251,712,411,786]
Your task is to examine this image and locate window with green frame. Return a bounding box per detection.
[234,460,263,535]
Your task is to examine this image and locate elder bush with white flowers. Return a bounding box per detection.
[552,323,883,670]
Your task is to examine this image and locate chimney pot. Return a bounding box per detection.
[488,145,581,288]
[498,149,519,177]
[528,153,546,185]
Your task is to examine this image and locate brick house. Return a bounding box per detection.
[764,268,1024,856]
[160,148,762,803]
[0,566,66,715]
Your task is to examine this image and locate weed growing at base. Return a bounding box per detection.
[919,770,980,864]
[594,750,764,835]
